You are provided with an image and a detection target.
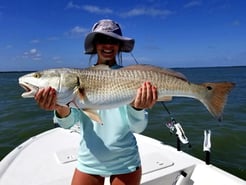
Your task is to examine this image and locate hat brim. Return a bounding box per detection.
[84,32,135,54]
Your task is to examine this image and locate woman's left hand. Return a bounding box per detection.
[131,82,158,110]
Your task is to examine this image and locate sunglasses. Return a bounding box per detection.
[95,36,120,45]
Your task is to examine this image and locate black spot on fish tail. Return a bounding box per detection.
[201,82,235,121]
[206,86,213,90]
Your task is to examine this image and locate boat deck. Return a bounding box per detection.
[0,128,245,185]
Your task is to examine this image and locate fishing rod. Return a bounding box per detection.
[162,102,212,164]
[161,102,191,151]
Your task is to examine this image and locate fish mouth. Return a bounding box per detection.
[19,82,39,98]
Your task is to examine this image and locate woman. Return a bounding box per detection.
[35,19,157,185]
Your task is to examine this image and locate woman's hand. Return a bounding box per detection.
[35,87,57,110]
[34,87,70,118]
[131,82,158,110]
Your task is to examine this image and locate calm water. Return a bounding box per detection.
[0,66,245,180]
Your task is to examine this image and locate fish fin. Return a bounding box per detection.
[200,82,235,121]
[73,86,86,102]
[73,86,102,124]
[122,64,188,81]
[158,96,173,101]
[78,87,85,99]
[82,109,103,124]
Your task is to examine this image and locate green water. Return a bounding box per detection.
[0,66,245,180]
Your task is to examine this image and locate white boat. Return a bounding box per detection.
[0,126,245,185]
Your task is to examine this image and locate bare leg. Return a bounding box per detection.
[71,168,105,185]
[110,167,142,185]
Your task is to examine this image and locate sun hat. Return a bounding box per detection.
[84,19,135,54]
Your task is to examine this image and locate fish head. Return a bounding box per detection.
[19,68,81,106]
[19,69,61,98]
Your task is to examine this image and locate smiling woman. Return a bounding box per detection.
[95,37,120,65]
[84,19,135,54]
[84,19,135,67]
[32,19,158,185]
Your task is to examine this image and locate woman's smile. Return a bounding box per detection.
[96,44,119,62]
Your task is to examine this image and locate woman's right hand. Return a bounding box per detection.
[34,87,70,118]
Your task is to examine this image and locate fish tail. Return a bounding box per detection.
[200,82,235,121]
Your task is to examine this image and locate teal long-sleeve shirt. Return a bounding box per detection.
[53,105,148,176]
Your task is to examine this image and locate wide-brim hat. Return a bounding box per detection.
[84,19,135,54]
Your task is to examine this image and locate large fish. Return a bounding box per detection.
[19,64,235,121]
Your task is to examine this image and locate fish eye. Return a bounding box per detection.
[33,73,41,78]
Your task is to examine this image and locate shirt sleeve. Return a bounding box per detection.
[126,105,148,133]
[53,108,77,129]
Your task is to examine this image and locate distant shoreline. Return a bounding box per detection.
[0,65,245,73]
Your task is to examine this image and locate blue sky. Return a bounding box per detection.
[0,0,245,71]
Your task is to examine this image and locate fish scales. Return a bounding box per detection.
[77,67,197,107]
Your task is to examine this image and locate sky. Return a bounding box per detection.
[0,0,246,71]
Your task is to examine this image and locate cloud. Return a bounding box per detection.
[83,5,113,14]
[52,56,62,63]
[23,48,42,61]
[67,26,88,38]
[184,1,202,8]
[71,26,87,34]
[121,7,174,17]
[65,1,113,14]
[30,48,37,54]
[65,1,173,18]
[65,1,81,9]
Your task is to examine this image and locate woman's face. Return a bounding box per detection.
[95,36,120,63]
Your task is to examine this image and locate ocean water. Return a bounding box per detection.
[0,66,245,180]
